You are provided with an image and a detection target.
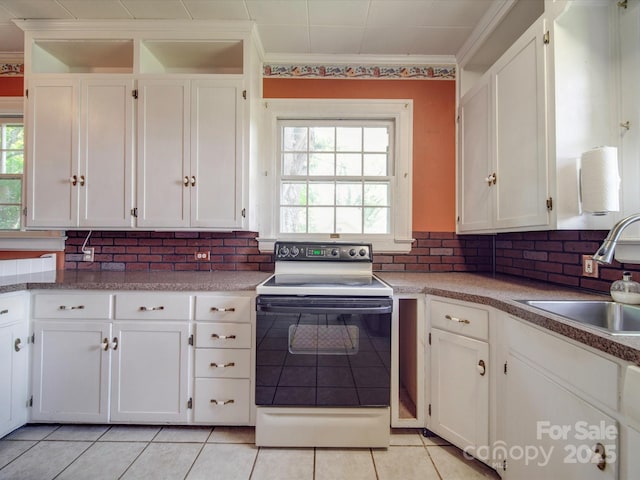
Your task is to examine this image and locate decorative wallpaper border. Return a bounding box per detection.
[263,64,455,80]
[0,63,23,75]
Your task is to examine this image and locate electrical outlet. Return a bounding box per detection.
[582,255,599,278]
[82,247,95,262]
[194,251,210,261]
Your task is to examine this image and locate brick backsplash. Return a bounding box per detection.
[494,230,640,294]
[64,230,639,294]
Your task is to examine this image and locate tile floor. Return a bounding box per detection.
[0,424,500,480]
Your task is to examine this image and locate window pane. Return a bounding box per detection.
[308,183,334,205]
[0,179,22,203]
[364,207,389,233]
[363,154,388,176]
[336,207,362,233]
[363,127,388,152]
[281,182,307,205]
[336,182,362,206]
[282,152,308,176]
[0,206,20,230]
[309,127,334,151]
[309,153,334,176]
[283,126,307,151]
[308,207,334,233]
[336,153,361,176]
[280,207,307,233]
[336,127,361,152]
[364,183,390,206]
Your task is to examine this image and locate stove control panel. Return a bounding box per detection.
[274,241,372,262]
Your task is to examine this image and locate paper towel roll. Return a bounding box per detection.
[580,146,620,215]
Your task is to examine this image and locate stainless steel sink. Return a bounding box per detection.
[519,300,640,335]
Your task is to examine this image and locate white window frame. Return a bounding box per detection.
[257,99,413,253]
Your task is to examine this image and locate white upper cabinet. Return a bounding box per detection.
[17,21,257,231]
[457,2,622,234]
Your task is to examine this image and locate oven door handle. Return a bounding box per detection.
[257,304,392,315]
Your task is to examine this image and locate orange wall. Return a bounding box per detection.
[263,78,456,232]
[0,76,23,96]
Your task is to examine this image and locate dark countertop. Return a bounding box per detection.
[2,269,638,365]
[378,272,640,366]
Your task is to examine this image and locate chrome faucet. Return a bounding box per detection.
[593,213,640,264]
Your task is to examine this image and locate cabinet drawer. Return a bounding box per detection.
[194,378,250,424]
[115,293,191,320]
[195,295,251,323]
[430,298,489,340]
[33,293,112,319]
[0,292,27,326]
[196,322,251,349]
[195,349,251,378]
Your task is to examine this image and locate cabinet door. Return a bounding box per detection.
[31,320,111,422]
[190,80,244,228]
[430,328,489,455]
[505,353,617,480]
[137,79,190,228]
[26,78,79,227]
[79,78,134,227]
[110,321,190,423]
[493,18,549,230]
[458,77,493,232]
[0,321,28,438]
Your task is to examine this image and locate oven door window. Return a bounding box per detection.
[289,318,359,355]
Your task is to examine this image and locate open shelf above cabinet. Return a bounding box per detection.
[140,40,243,74]
[32,40,134,74]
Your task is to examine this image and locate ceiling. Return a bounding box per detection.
[0,0,500,62]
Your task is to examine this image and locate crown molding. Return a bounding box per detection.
[0,52,23,64]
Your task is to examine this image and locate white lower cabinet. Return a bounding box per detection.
[0,292,30,438]
[31,320,111,422]
[110,321,190,423]
[428,297,490,461]
[193,294,254,425]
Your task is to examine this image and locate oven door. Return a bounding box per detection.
[255,295,392,408]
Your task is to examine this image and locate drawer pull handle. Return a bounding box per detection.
[477,359,486,376]
[139,306,165,311]
[59,305,85,310]
[14,338,22,352]
[593,443,607,471]
[445,314,470,324]
[211,307,236,312]
[101,338,109,351]
[0,309,8,315]
[211,334,236,340]
[210,399,235,406]
[210,362,235,368]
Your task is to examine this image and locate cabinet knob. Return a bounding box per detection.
[593,443,607,471]
[191,176,196,187]
[0,309,8,315]
[211,334,236,340]
[183,176,189,186]
[111,337,118,350]
[70,175,78,186]
[477,359,486,376]
[210,399,235,405]
[79,175,85,186]
[445,314,470,325]
[485,172,497,186]
[101,337,109,351]
[211,307,236,312]
[14,338,22,352]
